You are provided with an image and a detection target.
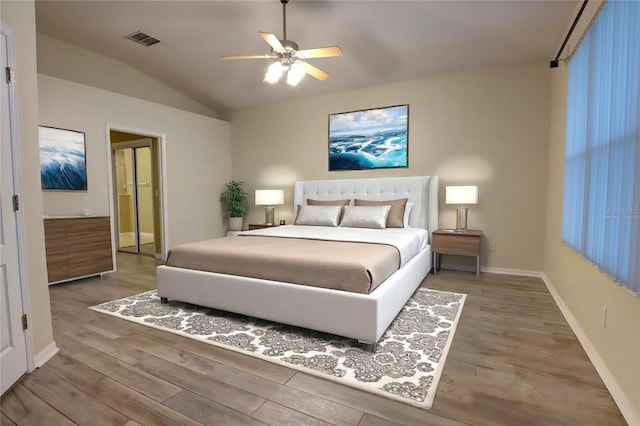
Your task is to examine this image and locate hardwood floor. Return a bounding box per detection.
[1,253,626,425]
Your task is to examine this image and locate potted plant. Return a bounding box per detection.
[220,180,248,231]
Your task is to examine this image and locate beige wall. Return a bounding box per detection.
[36,33,217,118]
[545,65,640,422]
[38,74,232,251]
[1,1,54,358]
[230,61,550,271]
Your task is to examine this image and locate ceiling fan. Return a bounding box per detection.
[222,0,343,86]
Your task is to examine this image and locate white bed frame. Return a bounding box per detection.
[157,176,438,348]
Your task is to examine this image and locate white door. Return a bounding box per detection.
[0,22,29,395]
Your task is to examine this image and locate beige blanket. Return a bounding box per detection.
[166,235,400,294]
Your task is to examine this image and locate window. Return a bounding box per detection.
[563,0,640,295]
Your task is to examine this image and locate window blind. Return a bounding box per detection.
[563,0,640,295]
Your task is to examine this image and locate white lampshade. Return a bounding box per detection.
[255,189,284,206]
[445,186,478,205]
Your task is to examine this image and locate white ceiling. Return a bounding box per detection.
[35,0,578,114]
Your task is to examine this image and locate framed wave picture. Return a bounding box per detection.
[39,126,88,191]
[328,104,408,171]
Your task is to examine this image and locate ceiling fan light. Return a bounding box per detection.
[265,61,283,84]
[287,61,305,86]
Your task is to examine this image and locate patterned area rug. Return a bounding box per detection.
[90,288,465,409]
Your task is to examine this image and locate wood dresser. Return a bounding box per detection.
[44,216,114,284]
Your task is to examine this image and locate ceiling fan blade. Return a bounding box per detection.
[260,32,285,53]
[222,54,272,60]
[301,61,330,81]
[297,46,343,59]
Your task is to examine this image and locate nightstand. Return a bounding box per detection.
[432,229,482,276]
[248,224,279,230]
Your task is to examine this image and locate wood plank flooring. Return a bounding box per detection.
[1,253,626,425]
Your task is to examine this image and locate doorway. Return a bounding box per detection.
[110,131,163,258]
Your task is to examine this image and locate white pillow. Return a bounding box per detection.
[339,205,391,229]
[404,202,414,227]
[294,205,343,227]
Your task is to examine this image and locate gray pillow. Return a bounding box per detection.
[307,198,350,206]
[354,198,408,228]
[339,205,391,229]
[294,205,343,227]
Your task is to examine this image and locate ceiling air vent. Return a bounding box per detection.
[125,31,161,47]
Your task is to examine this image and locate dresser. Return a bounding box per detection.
[44,216,114,284]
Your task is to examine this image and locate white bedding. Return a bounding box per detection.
[240,225,429,266]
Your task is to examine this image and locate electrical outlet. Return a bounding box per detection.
[602,305,607,327]
[489,242,496,251]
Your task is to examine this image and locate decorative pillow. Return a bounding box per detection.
[339,205,391,229]
[404,202,414,227]
[307,198,350,206]
[354,198,408,228]
[294,205,343,227]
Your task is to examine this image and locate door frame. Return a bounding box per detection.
[106,124,167,261]
[1,21,35,379]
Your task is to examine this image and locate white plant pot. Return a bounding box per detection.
[228,217,243,231]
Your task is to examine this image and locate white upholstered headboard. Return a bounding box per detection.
[293,176,439,237]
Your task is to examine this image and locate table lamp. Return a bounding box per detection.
[255,189,284,225]
[445,186,478,231]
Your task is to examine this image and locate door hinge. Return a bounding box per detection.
[6,67,14,83]
[12,194,19,212]
[22,314,28,330]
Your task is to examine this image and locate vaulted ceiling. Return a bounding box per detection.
[35,0,578,114]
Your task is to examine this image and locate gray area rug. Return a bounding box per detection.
[90,288,466,409]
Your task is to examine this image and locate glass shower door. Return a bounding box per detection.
[114,145,155,255]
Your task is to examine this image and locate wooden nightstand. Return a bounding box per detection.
[248,224,279,230]
[432,229,482,276]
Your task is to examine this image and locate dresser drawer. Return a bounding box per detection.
[432,233,481,256]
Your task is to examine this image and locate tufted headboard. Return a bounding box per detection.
[293,176,439,238]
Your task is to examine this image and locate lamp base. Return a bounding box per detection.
[264,206,275,225]
[456,207,468,231]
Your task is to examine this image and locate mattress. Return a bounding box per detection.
[166,225,428,294]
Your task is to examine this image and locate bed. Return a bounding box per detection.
[156,176,438,349]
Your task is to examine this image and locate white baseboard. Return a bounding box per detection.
[33,341,59,369]
[482,266,544,277]
[541,273,639,426]
[439,263,543,277]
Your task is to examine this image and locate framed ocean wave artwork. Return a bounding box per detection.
[39,126,88,191]
[328,104,408,171]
